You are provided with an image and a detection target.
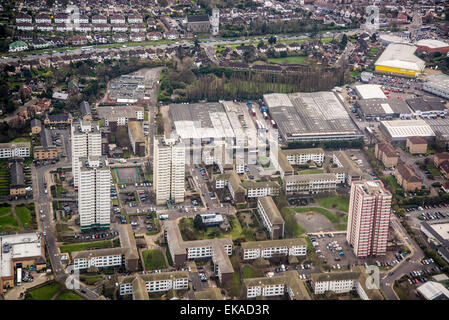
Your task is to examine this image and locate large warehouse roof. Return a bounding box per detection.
[355,84,387,100]
[423,73,449,94]
[170,103,236,140]
[357,98,411,116]
[425,118,449,141]
[380,119,435,139]
[375,43,425,72]
[415,39,449,49]
[264,91,360,141]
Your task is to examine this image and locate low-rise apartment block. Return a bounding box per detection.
[241,238,307,260]
[0,142,31,159]
[118,271,190,300]
[329,151,363,185]
[374,142,398,168]
[406,136,428,155]
[394,164,422,191]
[310,267,384,300]
[164,220,234,285]
[72,225,138,271]
[10,160,26,196]
[284,173,337,195]
[283,148,325,166]
[435,152,449,168]
[257,196,285,239]
[244,271,311,300]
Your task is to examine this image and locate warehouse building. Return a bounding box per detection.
[406,96,448,118]
[379,119,435,141]
[421,220,449,264]
[425,119,449,147]
[354,84,387,100]
[375,43,425,77]
[423,73,449,100]
[415,39,449,55]
[264,92,361,142]
[1,232,46,292]
[356,98,412,120]
[169,102,237,144]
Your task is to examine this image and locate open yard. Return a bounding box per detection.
[15,205,32,228]
[55,291,85,300]
[315,195,349,212]
[294,207,347,232]
[0,214,20,232]
[80,275,104,285]
[267,56,307,65]
[142,249,167,270]
[25,282,62,300]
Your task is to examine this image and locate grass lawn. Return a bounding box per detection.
[15,205,31,228]
[334,224,347,231]
[10,137,30,143]
[280,208,307,237]
[242,265,264,279]
[299,169,324,175]
[80,275,104,285]
[0,205,11,216]
[55,291,85,300]
[142,249,167,270]
[179,216,245,241]
[0,214,20,232]
[25,282,62,300]
[295,207,340,224]
[315,195,349,212]
[384,175,403,191]
[60,240,112,258]
[229,272,241,297]
[267,56,306,65]
[393,282,414,300]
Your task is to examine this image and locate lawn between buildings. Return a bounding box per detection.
[25,282,85,300]
[142,249,167,270]
[178,215,245,241]
[59,240,114,258]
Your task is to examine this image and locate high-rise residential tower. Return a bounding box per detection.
[78,156,110,231]
[71,119,101,188]
[153,135,185,205]
[346,180,392,257]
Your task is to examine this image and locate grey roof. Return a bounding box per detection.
[10,160,25,187]
[264,92,360,141]
[40,128,53,148]
[357,98,412,116]
[31,118,42,128]
[406,96,448,112]
[80,101,91,117]
[187,15,210,23]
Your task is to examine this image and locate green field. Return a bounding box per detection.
[55,291,85,300]
[15,205,31,228]
[267,56,306,65]
[142,249,167,270]
[178,215,245,241]
[80,275,104,285]
[295,207,340,224]
[242,265,263,279]
[315,195,350,212]
[280,208,307,237]
[25,282,62,300]
[60,240,113,258]
[0,214,20,232]
[0,205,11,216]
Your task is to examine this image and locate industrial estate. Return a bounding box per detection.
[0,0,449,306]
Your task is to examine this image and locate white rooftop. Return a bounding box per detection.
[417,281,449,300]
[381,119,435,139]
[355,84,387,100]
[1,233,43,278]
[415,39,449,49]
[375,43,425,72]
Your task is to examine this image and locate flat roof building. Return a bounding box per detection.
[423,73,449,100]
[241,238,307,261]
[375,43,425,77]
[354,84,387,100]
[406,96,448,118]
[379,119,435,141]
[356,98,412,120]
[284,173,337,195]
[264,92,361,142]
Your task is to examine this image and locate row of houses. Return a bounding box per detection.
[16,12,144,25]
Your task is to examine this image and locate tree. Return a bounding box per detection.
[193,214,206,231]
[340,34,348,50]
[257,40,265,49]
[268,36,277,45]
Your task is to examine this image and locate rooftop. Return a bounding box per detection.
[258,196,284,225]
[357,98,411,116]
[380,119,435,139]
[241,238,307,250]
[375,43,425,72]
[128,121,145,143]
[355,84,387,100]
